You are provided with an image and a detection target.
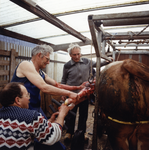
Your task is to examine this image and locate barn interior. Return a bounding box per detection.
[0,0,149,150]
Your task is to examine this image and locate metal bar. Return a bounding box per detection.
[81,52,113,59]
[105,31,149,36]
[88,15,103,150]
[102,40,106,55]
[115,49,149,51]
[115,50,149,55]
[114,44,149,47]
[92,56,101,150]
[88,15,100,57]
[103,17,149,26]
[52,40,92,52]
[92,11,149,20]
[10,0,88,42]
[104,35,149,40]
[107,40,115,50]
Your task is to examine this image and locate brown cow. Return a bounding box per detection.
[98,59,149,150]
[59,59,149,149]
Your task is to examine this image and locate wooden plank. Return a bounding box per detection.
[0,49,10,56]
[0,70,9,76]
[9,49,16,81]
[0,49,18,57]
[52,40,91,51]
[0,60,10,66]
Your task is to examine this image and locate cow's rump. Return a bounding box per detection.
[98,59,149,150]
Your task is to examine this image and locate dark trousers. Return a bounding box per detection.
[66,99,89,135]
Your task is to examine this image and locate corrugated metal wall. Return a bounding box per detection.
[0,35,69,83]
[0,35,35,82]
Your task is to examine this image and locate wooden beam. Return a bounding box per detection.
[52,40,92,51]
[10,0,89,42]
[9,49,16,81]
[0,49,11,56]
[0,70,9,76]
[0,49,18,57]
[0,60,10,66]
[0,27,54,46]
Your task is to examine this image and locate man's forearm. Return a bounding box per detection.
[55,114,65,127]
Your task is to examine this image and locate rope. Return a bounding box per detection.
[108,116,149,125]
[90,41,93,74]
[116,49,121,61]
[88,41,94,83]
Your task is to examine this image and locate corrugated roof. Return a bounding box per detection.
[0,0,149,54]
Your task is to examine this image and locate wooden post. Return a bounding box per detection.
[9,49,16,82]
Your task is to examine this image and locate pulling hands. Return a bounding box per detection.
[48,112,59,123]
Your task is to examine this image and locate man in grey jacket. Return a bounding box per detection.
[61,43,112,143]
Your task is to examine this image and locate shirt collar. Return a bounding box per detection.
[71,58,83,65]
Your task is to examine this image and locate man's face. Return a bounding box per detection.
[19,85,30,109]
[40,53,50,69]
[70,48,81,62]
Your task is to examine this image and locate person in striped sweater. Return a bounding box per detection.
[0,82,73,150]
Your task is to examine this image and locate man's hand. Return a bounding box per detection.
[48,112,59,123]
[61,96,67,101]
[68,92,78,102]
[58,103,71,117]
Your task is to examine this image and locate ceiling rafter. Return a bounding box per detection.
[0,27,54,46]
[10,0,90,43]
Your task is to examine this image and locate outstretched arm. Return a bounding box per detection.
[17,61,78,100]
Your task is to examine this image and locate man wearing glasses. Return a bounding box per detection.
[0,82,72,150]
[11,44,78,150]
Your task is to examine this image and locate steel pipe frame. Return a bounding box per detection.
[92,11,149,20]
[114,44,149,47]
[103,17,149,27]
[115,50,149,55]
[88,10,149,150]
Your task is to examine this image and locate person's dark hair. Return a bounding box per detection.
[0,82,24,107]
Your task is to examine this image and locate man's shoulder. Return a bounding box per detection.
[20,60,31,66]
[0,106,39,121]
[64,60,72,69]
[82,57,89,61]
[81,58,90,64]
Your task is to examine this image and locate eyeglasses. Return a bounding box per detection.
[26,93,30,99]
[44,55,50,61]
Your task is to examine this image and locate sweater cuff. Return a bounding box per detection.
[56,123,63,131]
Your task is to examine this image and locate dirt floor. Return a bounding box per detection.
[60,104,113,150]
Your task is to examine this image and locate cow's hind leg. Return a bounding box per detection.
[137,124,149,150]
[107,120,137,150]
